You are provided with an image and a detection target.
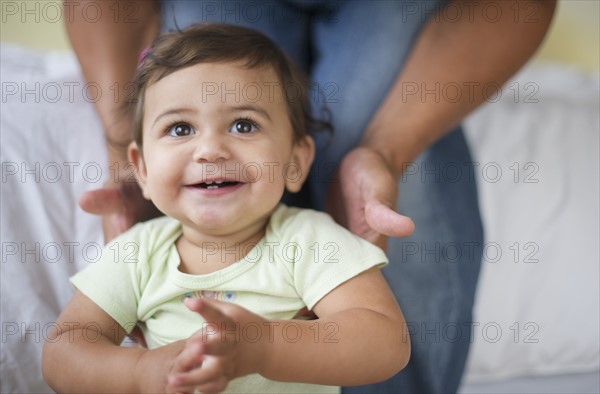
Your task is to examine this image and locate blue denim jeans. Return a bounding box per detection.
[161,1,483,392]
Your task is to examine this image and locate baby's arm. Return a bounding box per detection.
[259,211,411,384]
[42,290,185,393]
[169,267,409,392]
[263,266,410,384]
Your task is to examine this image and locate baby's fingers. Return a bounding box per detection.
[169,358,230,394]
[184,298,230,326]
[185,298,239,342]
[170,341,204,374]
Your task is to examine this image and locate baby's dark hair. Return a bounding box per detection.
[130,23,330,147]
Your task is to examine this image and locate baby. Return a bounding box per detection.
[42,23,409,394]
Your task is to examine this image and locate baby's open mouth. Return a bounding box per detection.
[194,180,241,190]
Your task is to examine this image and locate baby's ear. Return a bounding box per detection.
[127,142,151,200]
[285,136,315,193]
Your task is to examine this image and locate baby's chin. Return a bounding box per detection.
[177,212,270,240]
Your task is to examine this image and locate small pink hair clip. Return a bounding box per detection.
[138,47,151,68]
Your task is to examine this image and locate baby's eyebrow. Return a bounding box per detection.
[152,108,197,127]
[229,105,271,121]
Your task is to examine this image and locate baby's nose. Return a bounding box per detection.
[192,133,230,163]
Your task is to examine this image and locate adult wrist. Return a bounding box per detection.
[360,121,433,179]
[352,143,408,181]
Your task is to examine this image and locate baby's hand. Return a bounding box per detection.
[166,298,267,394]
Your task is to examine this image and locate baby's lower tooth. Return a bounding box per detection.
[207,185,218,190]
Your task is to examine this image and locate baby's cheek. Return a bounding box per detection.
[242,162,263,183]
[265,163,292,188]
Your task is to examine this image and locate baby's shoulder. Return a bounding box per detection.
[268,204,344,241]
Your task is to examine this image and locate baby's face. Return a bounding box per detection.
[131,62,313,236]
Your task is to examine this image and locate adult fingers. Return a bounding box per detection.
[79,188,124,215]
[365,200,415,238]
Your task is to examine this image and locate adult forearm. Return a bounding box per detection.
[64,0,160,163]
[363,0,556,175]
[260,309,409,386]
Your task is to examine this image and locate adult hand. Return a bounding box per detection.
[79,167,162,242]
[326,147,415,250]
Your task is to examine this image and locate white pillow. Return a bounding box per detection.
[462,64,600,382]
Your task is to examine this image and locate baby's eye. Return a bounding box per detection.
[230,119,257,134]
[167,123,195,137]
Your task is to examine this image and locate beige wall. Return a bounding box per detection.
[1,0,71,50]
[1,0,599,71]
[535,0,600,72]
